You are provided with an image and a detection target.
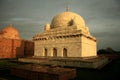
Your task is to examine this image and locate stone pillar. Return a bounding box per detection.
[57,47,63,57]
[48,47,53,57]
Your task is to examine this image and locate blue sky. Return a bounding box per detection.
[0,0,120,50]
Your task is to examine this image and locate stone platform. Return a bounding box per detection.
[18,56,110,69]
[11,64,76,80]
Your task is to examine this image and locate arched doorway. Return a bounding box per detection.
[63,48,67,57]
[53,48,57,57]
[44,48,47,57]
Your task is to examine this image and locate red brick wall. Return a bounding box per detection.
[0,39,12,58]
[0,39,24,58]
[0,38,34,58]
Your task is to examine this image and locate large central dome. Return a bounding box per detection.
[50,11,86,29]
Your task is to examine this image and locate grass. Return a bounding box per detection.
[0,59,32,68]
[0,59,18,69]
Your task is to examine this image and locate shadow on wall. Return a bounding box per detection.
[24,40,34,57]
[15,40,24,58]
[11,39,24,58]
[14,40,34,58]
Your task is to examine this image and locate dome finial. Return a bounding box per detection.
[66,6,69,12]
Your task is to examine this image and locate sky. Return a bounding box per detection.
[0,0,120,50]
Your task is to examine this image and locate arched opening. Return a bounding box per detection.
[63,48,67,57]
[53,48,57,57]
[44,48,47,57]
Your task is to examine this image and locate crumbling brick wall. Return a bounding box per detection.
[0,38,34,58]
[0,38,24,58]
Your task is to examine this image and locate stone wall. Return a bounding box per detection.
[81,35,97,57]
[34,34,95,57]
[34,33,96,57]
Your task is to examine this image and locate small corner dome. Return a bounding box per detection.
[50,11,86,29]
[0,24,20,39]
[44,23,50,30]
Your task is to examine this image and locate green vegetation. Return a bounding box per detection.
[0,59,18,69]
[97,47,120,54]
[0,59,30,68]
